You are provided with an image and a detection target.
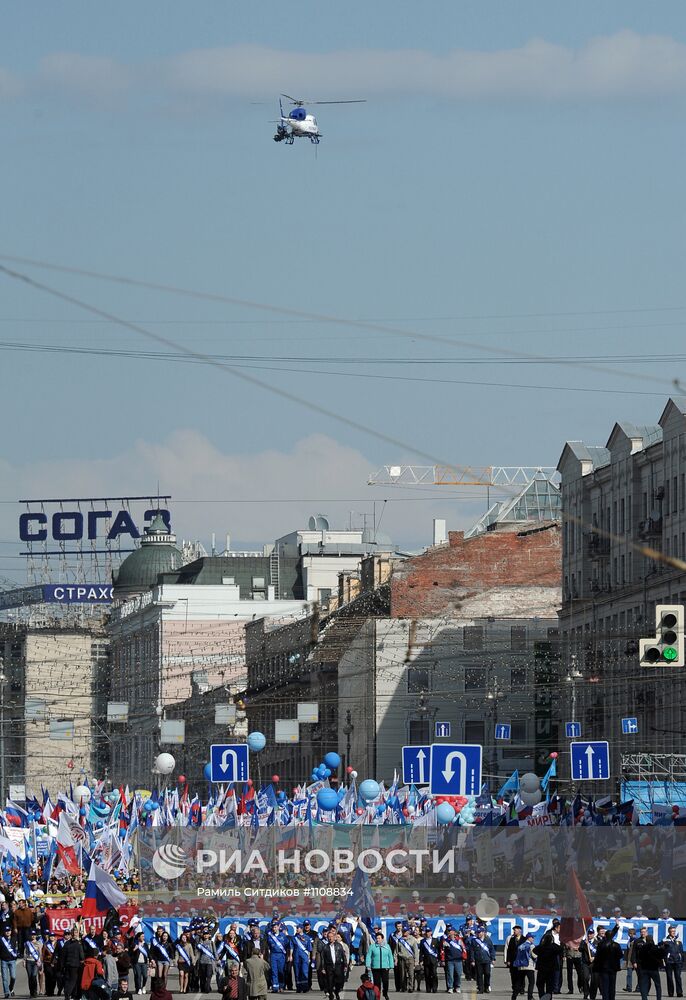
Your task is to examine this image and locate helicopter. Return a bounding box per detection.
[273,94,366,145]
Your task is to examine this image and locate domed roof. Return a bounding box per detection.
[113,515,183,595]
[361,527,393,549]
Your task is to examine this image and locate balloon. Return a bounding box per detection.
[203,763,212,781]
[155,753,176,776]
[355,808,365,816]
[350,770,358,779]
[550,752,558,759]
[272,775,280,783]
[79,806,86,817]
[74,784,91,802]
[323,768,331,778]
[150,800,160,810]
[520,772,540,793]
[436,802,456,824]
[359,779,380,801]
[143,800,153,812]
[520,788,542,806]
[178,775,186,783]
[277,791,286,803]
[247,732,266,752]
[317,788,338,811]
[376,804,386,816]
[346,766,353,774]
[324,752,341,770]
[246,779,253,787]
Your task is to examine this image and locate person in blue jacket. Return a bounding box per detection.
[266,921,291,993]
[663,926,684,998]
[471,928,496,995]
[291,927,313,994]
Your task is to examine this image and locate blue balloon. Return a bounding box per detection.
[311,772,319,782]
[150,800,160,810]
[277,791,286,803]
[248,732,266,752]
[317,788,338,811]
[316,764,327,776]
[203,763,212,781]
[79,806,86,817]
[143,800,153,812]
[436,802,456,824]
[359,779,380,801]
[376,803,386,816]
[337,787,346,801]
[323,768,331,778]
[324,752,341,770]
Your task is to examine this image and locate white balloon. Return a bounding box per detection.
[520,772,541,793]
[520,788,542,806]
[351,770,358,779]
[73,785,91,802]
[155,752,176,776]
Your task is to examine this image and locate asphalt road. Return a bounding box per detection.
[6,964,586,999]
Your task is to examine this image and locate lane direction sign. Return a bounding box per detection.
[495,724,511,740]
[435,722,451,738]
[210,743,249,783]
[430,743,482,796]
[566,722,582,739]
[622,717,639,734]
[402,745,431,785]
[570,740,610,781]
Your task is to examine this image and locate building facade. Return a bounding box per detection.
[557,397,686,781]
[0,623,108,797]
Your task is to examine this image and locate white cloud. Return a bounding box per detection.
[0,432,480,576]
[3,31,686,109]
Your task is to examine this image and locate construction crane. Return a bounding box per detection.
[368,465,559,487]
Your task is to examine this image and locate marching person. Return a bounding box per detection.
[471,927,495,995]
[633,928,664,1000]
[420,928,440,995]
[443,927,465,995]
[266,921,291,994]
[149,930,173,983]
[594,925,622,1000]
[513,933,537,1000]
[624,930,638,994]
[58,928,84,1000]
[390,923,406,994]
[366,930,394,1000]
[130,931,150,995]
[505,927,524,1000]
[357,970,381,1000]
[581,930,598,1000]
[244,949,271,1000]
[395,926,419,993]
[663,927,683,999]
[536,920,564,999]
[318,926,347,1000]
[24,930,42,999]
[196,930,218,994]
[174,931,195,995]
[291,925,313,994]
[42,929,58,997]
[0,925,18,1000]
[566,939,585,996]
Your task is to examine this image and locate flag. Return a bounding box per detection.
[350,866,376,931]
[56,811,80,875]
[541,759,557,793]
[498,770,519,799]
[81,860,128,916]
[560,868,593,948]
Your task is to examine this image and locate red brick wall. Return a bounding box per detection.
[390,525,561,618]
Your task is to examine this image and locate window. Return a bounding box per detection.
[409,719,430,745]
[407,667,430,694]
[318,587,332,606]
[465,720,484,744]
[464,667,481,692]
[681,474,685,513]
[674,476,678,514]
[463,626,483,650]
[502,720,527,758]
[620,498,625,535]
[511,626,527,650]
[511,665,527,687]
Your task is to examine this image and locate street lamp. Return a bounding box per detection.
[486,681,503,778]
[342,710,354,776]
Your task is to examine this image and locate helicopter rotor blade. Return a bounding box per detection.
[281,93,305,105]
[307,99,366,105]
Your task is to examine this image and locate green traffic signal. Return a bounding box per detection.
[663,646,679,662]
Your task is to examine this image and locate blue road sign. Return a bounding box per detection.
[495,724,511,740]
[622,717,639,735]
[402,745,431,785]
[430,743,482,796]
[570,741,610,781]
[210,743,249,783]
[435,721,451,738]
[566,722,582,739]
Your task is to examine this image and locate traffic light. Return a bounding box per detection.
[639,604,685,667]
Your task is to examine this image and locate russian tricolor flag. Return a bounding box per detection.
[81,860,128,917]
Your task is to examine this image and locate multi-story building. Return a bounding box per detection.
[557,397,686,780]
[0,622,109,797]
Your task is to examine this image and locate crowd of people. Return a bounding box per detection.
[0,893,682,1000]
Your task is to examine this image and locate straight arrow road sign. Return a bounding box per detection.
[402,745,431,785]
[430,743,482,796]
[570,741,610,781]
[210,743,249,782]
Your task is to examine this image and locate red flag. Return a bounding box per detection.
[560,868,593,947]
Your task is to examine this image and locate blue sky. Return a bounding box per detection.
[1,1,685,570]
